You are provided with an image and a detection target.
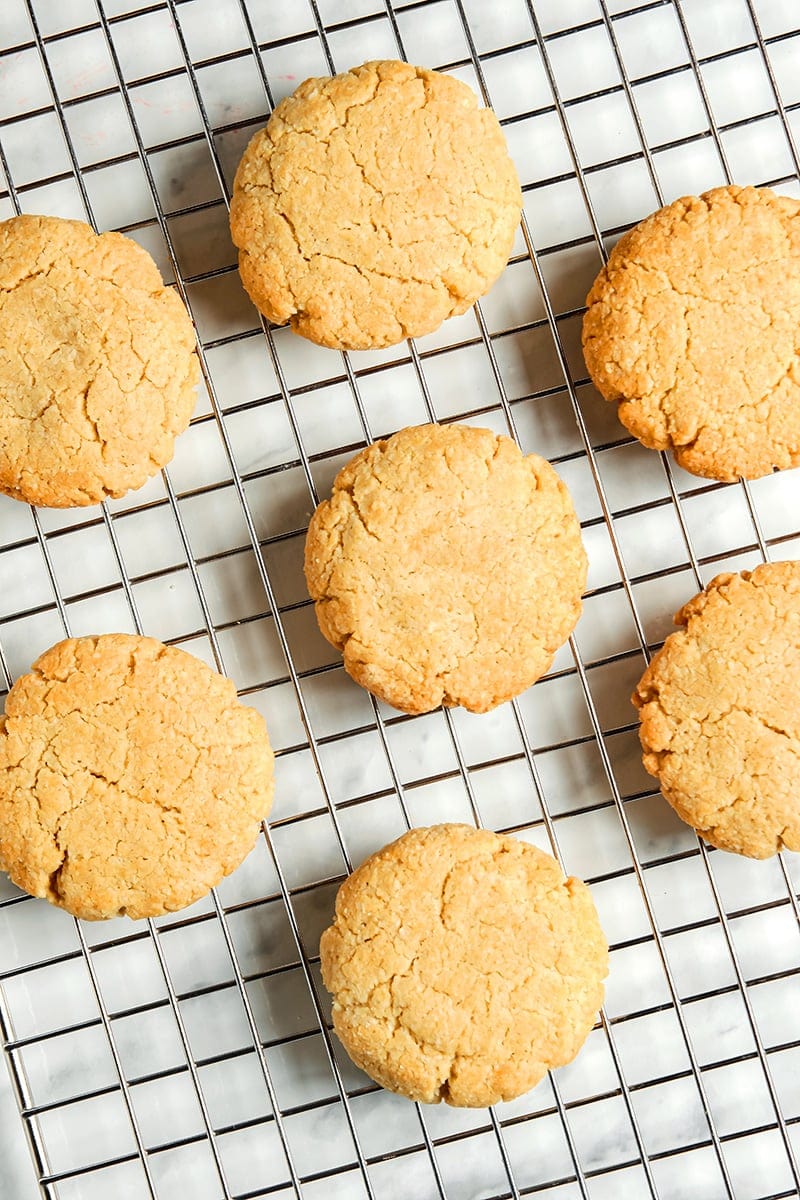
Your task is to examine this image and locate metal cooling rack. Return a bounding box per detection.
[1,1,800,1198]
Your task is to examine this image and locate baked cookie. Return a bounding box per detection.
[582,185,800,481]
[0,634,274,919]
[633,561,800,858]
[0,214,199,507]
[320,823,608,1107]
[304,423,587,715]
[229,60,522,350]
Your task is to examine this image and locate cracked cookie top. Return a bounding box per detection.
[633,561,800,858]
[304,423,587,715]
[320,823,608,1107]
[0,634,274,920]
[0,214,199,507]
[229,60,522,350]
[582,185,800,481]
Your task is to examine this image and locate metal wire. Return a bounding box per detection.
[1,2,800,1199]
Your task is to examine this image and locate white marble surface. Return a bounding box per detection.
[0,1053,38,1200]
[2,0,800,1198]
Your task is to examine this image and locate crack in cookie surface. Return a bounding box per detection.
[582,185,800,481]
[633,561,800,858]
[229,60,522,350]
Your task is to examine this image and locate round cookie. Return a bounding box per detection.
[320,823,608,1107]
[633,561,800,858]
[0,214,199,507]
[582,185,800,481]
[0,634,274,919]
[304,423,587,715]
[229,60,522,350]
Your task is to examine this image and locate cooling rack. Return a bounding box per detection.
[1,0,800,1197]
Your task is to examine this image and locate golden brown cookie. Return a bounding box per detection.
[633,561,800,858]
[304,423,587,715]
[0,214,199,507]
[320,823,608,1107]
[229,60,522,350]
[582,185,800,481]
[0,634,274,919]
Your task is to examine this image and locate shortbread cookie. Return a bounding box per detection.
[634,561,800,857]
[0,635,274,919]
[230,60,522,350]
[321,823,608,1107]
[583,185,800,480]
[304,423,587,715]
[0,214,199,507]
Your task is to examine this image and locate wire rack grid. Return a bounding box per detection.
[1,0,800,1198]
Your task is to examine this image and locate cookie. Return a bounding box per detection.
[320,823,608,1107]
[0,214,199,507]
[229,60,522,350]
[582,185,800,481]
[304,423,587,715]
[633,561,800,858]
[0,634,274,919]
